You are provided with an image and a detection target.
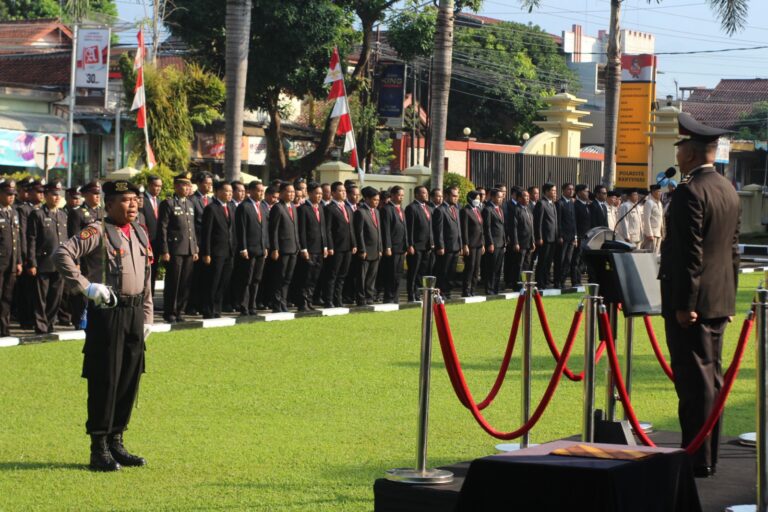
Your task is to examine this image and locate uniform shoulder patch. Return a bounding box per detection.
[79,226,98,240]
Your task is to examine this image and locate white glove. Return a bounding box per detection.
[143,325,152,341]
[84,283,111,306]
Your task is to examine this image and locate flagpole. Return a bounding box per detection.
[67,24,78,187]
[338,72,363,183]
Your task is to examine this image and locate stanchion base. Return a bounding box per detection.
[725,505,757,511]
[385,468,454,484]
[629,421,654,434]
[738,432,756,447]
[495,443,539,452]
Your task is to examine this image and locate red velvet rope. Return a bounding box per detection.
[533,292,604,381]
[599,310,754,453]
[434,302,581,440]
[644,315,675,381]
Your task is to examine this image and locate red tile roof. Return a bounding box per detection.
[682,101,755,130]
[0,51,71,88]
[681,79,768,130]
[0,19,73,55]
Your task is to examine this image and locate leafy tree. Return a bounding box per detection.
[736,102,768,141]
[0,0,117,21]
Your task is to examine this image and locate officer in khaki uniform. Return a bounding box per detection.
[0,180,21,337]
[54,180,153,472]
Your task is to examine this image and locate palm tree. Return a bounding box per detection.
[428,0,454,191]
[602,0,621,188]
[224,0,252,181]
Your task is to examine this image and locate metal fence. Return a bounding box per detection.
[469,151,604,190]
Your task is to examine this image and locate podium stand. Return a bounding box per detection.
[582,227,662,444]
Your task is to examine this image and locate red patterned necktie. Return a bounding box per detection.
[313,205,320,222]
[422,203,430,220]
[223,203,229,219]
[288,204,294,221]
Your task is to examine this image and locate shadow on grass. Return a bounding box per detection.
[0,461,85,471]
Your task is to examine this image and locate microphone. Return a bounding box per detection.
[611,167,676,244]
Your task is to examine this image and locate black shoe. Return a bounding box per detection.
[297,306,308,312]
[248,310,257,315]
[693,465,716,478]
[163,316,176,324]
[89,435,121,472]
[108,433,146,467]
[272,308,282,314]
[213,313,222,319]
[202,314,214,320]
[306,304,315,311]
[323,302,335,309]
[176,315,185,323]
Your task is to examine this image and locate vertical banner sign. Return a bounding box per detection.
[75,27,111,107]
[615,54,657,189]
[377,64,406,129]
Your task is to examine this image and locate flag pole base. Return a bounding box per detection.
[385,468,454,485]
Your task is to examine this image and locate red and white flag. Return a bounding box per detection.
[131,28,156,169]
[325,47,361,178]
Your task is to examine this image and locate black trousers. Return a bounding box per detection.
[273,253,297,309]
[150,259,160,299]
[324,250,351,306]
[571,243,584,285]
[83,302,144,435]
[484,247,505,294]
[554,240,575,287]
[188,259,206,314]
[504,246,518,288]
[664,314,727,467]
[0,264,16,336]
[34,271,63,333]
[295,252,324,308]
[233,254,266,312]
[508,248,532,292]
[462,247,482,294]
[356,258,380,304]
[164,254,194,318]
[435,251,459,297]
[535,241,556,288]
[381,252,405,303]
[204,255,233,316]
[15,273,35,328]
[406,249,431,300]
[344,256,360,303]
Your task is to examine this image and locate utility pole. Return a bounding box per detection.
[152,0,160,64]
[428,0,454,191]
[602,0,622,188]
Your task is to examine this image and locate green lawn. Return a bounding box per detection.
[0,274,762,511]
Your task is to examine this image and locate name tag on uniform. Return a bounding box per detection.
[188,208,194,215]
[0,218,6,224]
[44,218,52,224]
[173,206,183,215]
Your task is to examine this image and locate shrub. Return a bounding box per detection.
[443,172,476,206]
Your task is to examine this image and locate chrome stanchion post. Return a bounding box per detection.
[727,289,768,512]
[582,283,600,443]
[386,276,453,484]
[521,271,535,448]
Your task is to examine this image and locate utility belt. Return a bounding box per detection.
[116,293,144,308]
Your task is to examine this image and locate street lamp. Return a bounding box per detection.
[462,127,472,139]
[522,132,530,144]
[463,127,472,178]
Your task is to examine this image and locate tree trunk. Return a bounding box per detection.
[266,94,288,176]
[224,0,252,181]
[429,0,454,191]
[602,0,622,188]
[151,0,160,64]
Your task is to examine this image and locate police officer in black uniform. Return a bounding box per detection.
[54,180,153,472]
[27,181,68,334]
[0,180,21,337]
[15,178,42,329]
[158,172,198,323]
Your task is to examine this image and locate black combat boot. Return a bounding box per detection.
[108,433,147,467]
[90,434,121,472]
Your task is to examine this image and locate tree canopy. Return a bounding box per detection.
[0,0,117,21]
[736,102,768,141]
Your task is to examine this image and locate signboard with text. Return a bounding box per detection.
[0,129,68,169]
[377,64,406,130]
[74,27,111,107]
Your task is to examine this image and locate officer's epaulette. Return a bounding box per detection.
[680,174,692,185]
[79,225,99,240]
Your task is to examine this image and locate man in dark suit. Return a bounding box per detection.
[503,186,521,289]
[460,190,485,297]
[234,181,269,315]
[141,175,163,295]
[158,172,198,323]
[200,181,236,318]
[0,180,21,337]
[269,182,300,313]
[433,186,462,299]
[534,182,558,289]
[295,183,330,311]
[589,185,609,229]
[381,185,407,304]
[482,188,507,295]
[323,182,357,308]
[188,171,213,314]
[508,189,535,289]
[27,181,68,334]
[353,187,382,306]
[554,183,577,289]
[660,113,740,478]
[572,184,592,286]
[405,185,434,302]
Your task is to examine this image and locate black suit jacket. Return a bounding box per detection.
[158,195,197,256]
[353,203,382,260]
[556,197,577,240]
[483,204,506,248]
[27,205,67,273]
[235,199,268,257]
[190,191,209,241]
[574,200,592,238]
[589,201,609,229]
[659,166,740,318]
[201,200,235,258]
[510,203,534,248]
[269,202,300,255]
[460,205,484,248]
[0,207,21,268]
[325,201,356,252]
[381,202,407,254]
[405,200,433,251]
[433,203,462,252]
[534,198,558,243]
[66,204,103,238]
[141,192,161,248]
[298,202,330,254]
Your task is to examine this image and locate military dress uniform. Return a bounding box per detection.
[0,181,21,336]
[15,180,42,329]
[158,173,198,323]
[54,180,153,472]
[27,183,68,334]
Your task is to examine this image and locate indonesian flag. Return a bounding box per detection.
[325,47,360,175]
[131,28,156,169]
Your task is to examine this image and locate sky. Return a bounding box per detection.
[115,0,768,98]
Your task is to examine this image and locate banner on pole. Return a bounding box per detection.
[74,27,111,107]
[377,64,406,130]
